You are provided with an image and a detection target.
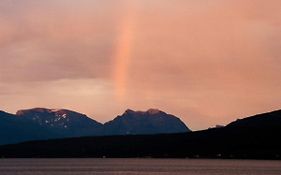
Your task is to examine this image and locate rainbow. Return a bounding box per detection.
[112,2,137,101]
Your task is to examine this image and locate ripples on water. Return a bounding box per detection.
[0,159,280,175]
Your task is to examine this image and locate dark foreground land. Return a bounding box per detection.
[0,110,281,159]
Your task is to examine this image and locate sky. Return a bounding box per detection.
[0,0,280,130]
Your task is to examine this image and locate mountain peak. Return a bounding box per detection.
[14,107,103,131]
[16,108,51,115]
[105,109,190,135]
[146,108,164,115]
[124,109,135,114]
[50,109,64,113]
[16,108,84,117]
[124,108,165,116]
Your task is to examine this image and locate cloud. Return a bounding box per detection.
[0,0,280,129]
[0,0,123,82]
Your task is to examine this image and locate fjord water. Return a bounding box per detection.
[0,159,280,175]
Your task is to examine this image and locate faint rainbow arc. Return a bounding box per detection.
[112,2,137,101]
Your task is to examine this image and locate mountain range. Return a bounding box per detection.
[0,108,190,145]
[1,109,280,159]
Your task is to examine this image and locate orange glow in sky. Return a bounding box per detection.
[0,0,281,130]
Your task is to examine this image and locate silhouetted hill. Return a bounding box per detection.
[104,109,190,135]
[227,109,281,129]
[0,109,280,159]
[0,108,189,145]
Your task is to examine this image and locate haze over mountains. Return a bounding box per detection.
[0,108,190,145]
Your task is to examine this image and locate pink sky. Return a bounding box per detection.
[0,0,281,130]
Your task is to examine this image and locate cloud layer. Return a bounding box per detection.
[0,0,280,130]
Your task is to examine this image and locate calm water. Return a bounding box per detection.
[0,159,280,175]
